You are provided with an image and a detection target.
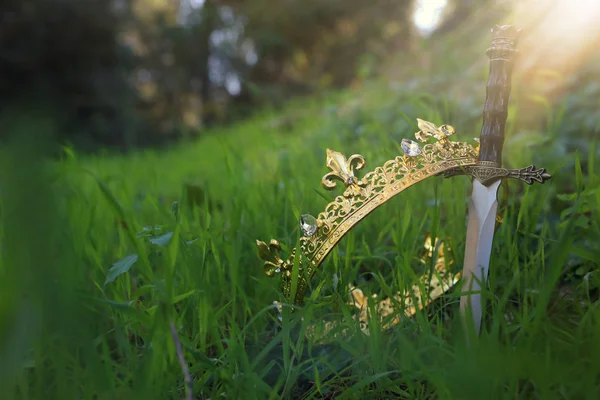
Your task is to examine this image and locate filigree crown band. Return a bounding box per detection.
[257,118,550,306]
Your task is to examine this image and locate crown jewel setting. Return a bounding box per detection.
[257,119,480,306]
[256,25,553,340]
[257,117,551,308]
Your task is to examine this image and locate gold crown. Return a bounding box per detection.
[303,233,461,341]
[257,118,480,306]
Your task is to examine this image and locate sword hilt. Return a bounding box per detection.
[442,25,551,185]
[444,164,552,186]
[479,25,521,167]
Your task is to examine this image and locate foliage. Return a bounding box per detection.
[2,2,600,398]
[233,0,413,90]
[1,65,599,398]
[0,0,417,150]
[3,0,598,155]
[0,0,136,149]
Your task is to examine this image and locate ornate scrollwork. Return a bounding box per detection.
[443,164,552,186]
[256,117,551,306]
[257,119,480,305]
[322,149,367,197]
[297,234,461,342]
[256,239,296,277]
[415,118,456,142]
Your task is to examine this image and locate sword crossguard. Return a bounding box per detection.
[443,163,552,186]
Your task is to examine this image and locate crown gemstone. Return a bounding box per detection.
[440,125,455,136]
[300,214,318,236]
[401,139,422,157]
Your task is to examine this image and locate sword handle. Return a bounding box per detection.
[479,25,521,166]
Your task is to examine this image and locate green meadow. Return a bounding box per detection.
[2,27,600,400]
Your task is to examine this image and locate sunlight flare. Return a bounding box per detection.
[514,0,600,74]
[413,0,448,35]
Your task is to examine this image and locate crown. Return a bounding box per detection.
[269,233,461,341]
[257,118,480,306]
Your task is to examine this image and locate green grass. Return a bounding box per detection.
[1,73,600,399]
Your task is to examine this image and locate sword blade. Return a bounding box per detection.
[459,25,520,338]
[460,179,501,336]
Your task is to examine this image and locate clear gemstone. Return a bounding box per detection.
[346,176,355,185]
[440,125,455,136]
[401,139,422,157]
[275,268,281,273]
[300,214,318,236]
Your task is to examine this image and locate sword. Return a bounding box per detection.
[444,25,552,337]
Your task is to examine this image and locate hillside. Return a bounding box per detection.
[2,6,600,399]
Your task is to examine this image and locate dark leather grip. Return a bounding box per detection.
[479,25,521,165]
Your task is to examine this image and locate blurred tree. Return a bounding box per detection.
[222,0,414,104]
[0,0,418,149]
[430,0,475,39]
[0,0,137,149]
[197,0,216,124]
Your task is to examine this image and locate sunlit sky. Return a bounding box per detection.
[413,0,448,35]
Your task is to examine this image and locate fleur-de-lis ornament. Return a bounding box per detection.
[415,118,455,142]
[256,239,295,276]
[256,117,482,307]
[321,149,366,197]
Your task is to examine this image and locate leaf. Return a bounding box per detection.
[79,168,152,281]
[149,232,174,246]
[167,225,180,271]
[105,254,139,285]
[171,201,179,221]
[96,298,135,309]
[557,192,577,201]
[575,153,583,193]
[173,289,196,304]
[62,145,77,161]
[133,284,155,299]
[137,225,162,238]
[95,298,150,325]
[313,188,331,202]
[186,237,199,245]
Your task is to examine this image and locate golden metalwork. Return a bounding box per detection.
[444,163,552,186]
[415,118,456,141]
[322,149,367,197]
[256,239,295,277]
[256,25,553,337]
[350,235,459,333]
[257,119,479,306]
[298,235,460,342]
